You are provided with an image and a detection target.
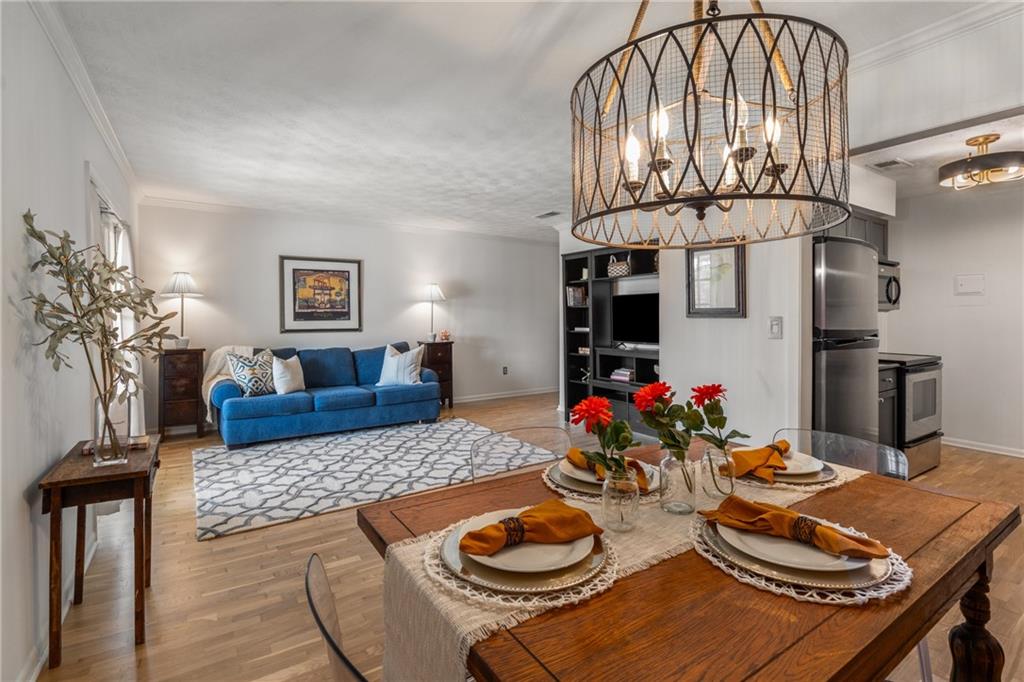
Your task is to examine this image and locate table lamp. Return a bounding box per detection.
[161,271,202,348]
[427,283,445,341]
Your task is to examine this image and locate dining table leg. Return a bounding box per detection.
[48,488,62,668]
[949,564,1004,682]
[133,478,146,645]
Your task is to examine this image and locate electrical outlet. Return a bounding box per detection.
[502,365,509,376]
[768,316,783,339]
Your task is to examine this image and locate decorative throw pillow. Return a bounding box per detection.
[227,350,275,397]
[376,344,424,386]
[273,355,305,395]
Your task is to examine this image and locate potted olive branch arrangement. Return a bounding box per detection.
[23,211,174,466]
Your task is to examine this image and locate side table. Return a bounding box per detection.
[38,437,161,668]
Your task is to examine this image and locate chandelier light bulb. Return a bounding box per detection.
[722,144,739,186]
[763,115,782,147]
[729,93,749,130]
[650,106,670,141]
[624,127,641,182]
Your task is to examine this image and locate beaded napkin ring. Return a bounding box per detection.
[500,516,526,547]
[792,516,821,545]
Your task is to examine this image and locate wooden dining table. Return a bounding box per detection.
[357,448,1020,681]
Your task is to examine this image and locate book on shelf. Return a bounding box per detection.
[564,286,588,307]
[609,368,635,383]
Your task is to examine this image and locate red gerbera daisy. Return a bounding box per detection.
[633,381,673,413]
[691,383,726,408]
[570,396,613,433]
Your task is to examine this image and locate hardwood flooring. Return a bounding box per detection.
[38,393,1023,682]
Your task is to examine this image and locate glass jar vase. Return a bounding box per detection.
[702,445,736,499]
[602,468,640,532]
[659,451,697,515]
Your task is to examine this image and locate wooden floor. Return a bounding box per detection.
[39,393,1023,682]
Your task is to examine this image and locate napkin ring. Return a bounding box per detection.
[500,516,526,547]
[793,516,820,545]
[766,443,785,457]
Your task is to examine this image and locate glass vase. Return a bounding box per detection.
[659,451,697,515]
[92,396,130,467]
[602,468,640,532]
[702,445,736,499]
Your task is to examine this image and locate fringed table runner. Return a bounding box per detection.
[382,466,866,681]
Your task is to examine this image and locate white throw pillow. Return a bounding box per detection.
[273,355,306,394]
[376,344,424,386]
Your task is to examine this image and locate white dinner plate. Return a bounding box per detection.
[457,508,595,573]
[776,450,825,476]
[716,523,874,572]
[558,457,659,488]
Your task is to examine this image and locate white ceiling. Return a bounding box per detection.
[58,1,977,241]
[854,113,1024,199]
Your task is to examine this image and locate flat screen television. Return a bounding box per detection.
[612,293,659,344]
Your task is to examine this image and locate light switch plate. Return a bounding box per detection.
[954,273,985,296]
[768,316,783,339]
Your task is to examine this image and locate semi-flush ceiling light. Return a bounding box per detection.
[938,133,1024,190]
[570,0,851,249]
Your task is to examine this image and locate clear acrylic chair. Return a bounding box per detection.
[771,428,931,681]
[468,426,571,483]
[305,554,369,682]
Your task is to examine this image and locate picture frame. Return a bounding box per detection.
[279,256,363,333]
[686,244,746,318]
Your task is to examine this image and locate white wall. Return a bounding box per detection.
[884,184,1024,456]
[137,203,559,428]
[1,3,136,679]
[849,6,1023,146]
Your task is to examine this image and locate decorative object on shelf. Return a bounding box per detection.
[687,244,746,318]
[569,396,641,531]
[634,382,697,514]
[426,283,446,341]
[159,348,206,438]
[609,367,635,383]
[606,254,630,278]
[578,346,591,355]
[23,211,173,466]
[580,369,592,383]
[565,285,588,306]
[438,328,452,342]
[160,271,202,348]
[939,133,1024,191]
[419,339,454,408]
[279,256,362,333]
[569,0,850,249]
[581,267,589,279]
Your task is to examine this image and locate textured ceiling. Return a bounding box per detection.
[854,113,1024,199]
[59,1,975,242]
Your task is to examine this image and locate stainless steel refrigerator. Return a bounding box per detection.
[813,236,880,442]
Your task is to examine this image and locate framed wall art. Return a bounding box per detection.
[686,244,746,318]
[279,256,363,332]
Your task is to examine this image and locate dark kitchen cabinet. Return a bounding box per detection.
[828,208,889,260]
[879,389,898,447]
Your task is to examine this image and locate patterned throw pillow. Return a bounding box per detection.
[227,350,275,397]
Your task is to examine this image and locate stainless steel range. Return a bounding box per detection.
[878,352,943,477]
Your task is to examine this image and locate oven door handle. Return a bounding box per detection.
[889,277,901,305]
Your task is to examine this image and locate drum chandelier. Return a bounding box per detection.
[570,0,851,249]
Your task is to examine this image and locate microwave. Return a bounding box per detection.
[878,261,901,312]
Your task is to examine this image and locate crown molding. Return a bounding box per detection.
[29,1,137,188]
[140,194,560,245]
[851,2,1024,74]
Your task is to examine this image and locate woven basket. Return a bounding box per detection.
[607,255,630,278]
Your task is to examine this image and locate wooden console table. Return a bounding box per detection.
[39,437,160,668]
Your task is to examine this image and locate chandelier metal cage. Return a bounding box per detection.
[570,4,851,249]
[938,133,1024,190]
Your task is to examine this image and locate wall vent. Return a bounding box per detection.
[871,157,915,170]
[534,210,561,219]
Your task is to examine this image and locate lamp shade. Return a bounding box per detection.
[161,271,202,297]
[427,283,446,302]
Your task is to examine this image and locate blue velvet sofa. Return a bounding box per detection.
[210,342,441,449]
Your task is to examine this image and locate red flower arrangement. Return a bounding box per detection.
[569,396,614,433]
[569,396,637,473]
[691,383,726,408]
[633,381,672,413]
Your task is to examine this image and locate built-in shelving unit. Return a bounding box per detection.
[562,247,661,437]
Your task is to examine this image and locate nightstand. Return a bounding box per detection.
[158,348,206,438]
[419,340,453,408]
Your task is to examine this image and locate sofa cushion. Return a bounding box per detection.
[227,350,275,397]
[308,386,374,411]
[354,342,410,385]
[364,382,440,406]
[221,391,313,420]
[298,348,356,388]
[377,344,424,386]
[210,379,242,409]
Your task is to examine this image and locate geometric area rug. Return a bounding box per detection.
[191,418,555,540]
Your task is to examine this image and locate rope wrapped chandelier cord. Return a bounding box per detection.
[570,0,851,249]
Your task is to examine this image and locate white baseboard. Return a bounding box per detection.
[455,386,558,404]
[942,436,1024,459]
[24,536,99,681]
